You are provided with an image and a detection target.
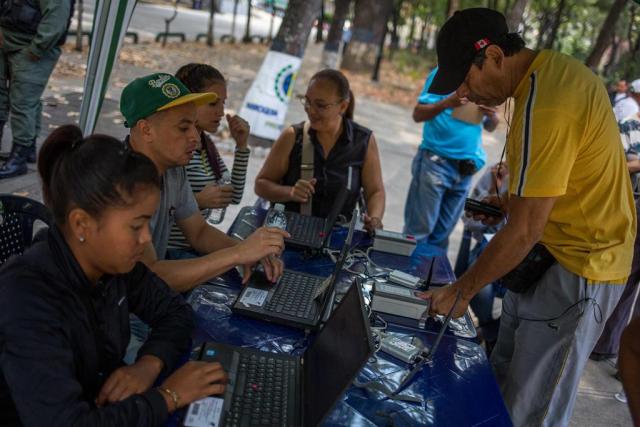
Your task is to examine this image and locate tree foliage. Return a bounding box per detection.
[388,0,639,81]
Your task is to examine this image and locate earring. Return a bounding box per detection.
[79,236,85,243]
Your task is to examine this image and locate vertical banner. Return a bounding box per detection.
[239,51,302,141]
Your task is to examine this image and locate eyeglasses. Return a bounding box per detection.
[297,95,342,112]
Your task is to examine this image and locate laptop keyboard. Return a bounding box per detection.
[226,353,297,427]
[264,271,323,319]
[285,212,325,244]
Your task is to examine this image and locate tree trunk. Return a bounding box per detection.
[341,0,394,73]
[242,0,252,43]
[322,0,351,68]
[446,0,460,19]
[417,17,427,51]
[206,0,216,46]
[603,36,620,76]
[543,0,565,49]
[505,0,528,32]
[534,11,550,50]
[270,0,322,57]
[267,3,276,42]
[585,0,628,70]
[408,10,417,48]
[389,1,401,60]
[230,0,239,40]
[75,0,83,51]
[315,0,325,43]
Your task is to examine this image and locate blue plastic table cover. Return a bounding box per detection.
[173,209,511,426]
[188,275,511,426]
[227,207,476,340]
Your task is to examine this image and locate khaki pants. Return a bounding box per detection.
[491,263,625,427]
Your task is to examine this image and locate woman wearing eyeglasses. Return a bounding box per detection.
[255,69,386,232]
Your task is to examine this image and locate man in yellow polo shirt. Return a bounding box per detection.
[420,8,635,426]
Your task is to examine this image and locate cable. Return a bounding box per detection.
[502,297,603,324]
[502,280,603,325]
[389,290,462,397]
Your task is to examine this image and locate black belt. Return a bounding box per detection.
[423,149,478,176]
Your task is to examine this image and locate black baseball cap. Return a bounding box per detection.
[429,8,509,95]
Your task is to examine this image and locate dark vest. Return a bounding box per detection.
[281,118,371,219]
[0,0,75,45]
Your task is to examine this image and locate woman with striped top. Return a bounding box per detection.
[167,63,250,258]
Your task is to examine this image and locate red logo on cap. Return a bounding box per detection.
[474,38,490,51]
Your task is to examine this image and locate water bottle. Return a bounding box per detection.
[264,203,287,231]
[206,171,232,225]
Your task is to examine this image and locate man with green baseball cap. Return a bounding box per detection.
[120,72,216,128]
[121,72,288,293]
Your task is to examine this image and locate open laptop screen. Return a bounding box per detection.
[303,281,373,426]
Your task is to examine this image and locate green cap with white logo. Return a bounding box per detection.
[120,72,217,128]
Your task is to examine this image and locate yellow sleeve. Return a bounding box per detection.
[509,108,580,197]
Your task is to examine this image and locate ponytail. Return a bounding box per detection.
[37,125,161,225]
[37,125,83,209]
[345,89,355,121]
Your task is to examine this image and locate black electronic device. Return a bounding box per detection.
[464,198,503,218]
[232,210,357,331]
[193,280,374,427]
[273,186,349,250]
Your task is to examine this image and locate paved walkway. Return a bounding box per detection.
[0,37,631,427]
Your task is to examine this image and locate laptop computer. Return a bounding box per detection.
[271,184,349,249]
[232,209,357,331]
[193,280,374,427]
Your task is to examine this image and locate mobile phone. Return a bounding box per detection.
[464,198,503,217]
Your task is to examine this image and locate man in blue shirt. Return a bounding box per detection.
[403,67,498,248]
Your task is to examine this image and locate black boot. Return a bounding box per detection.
[26,142,37,164]
[1,144,36,163]
[0,145,28,179]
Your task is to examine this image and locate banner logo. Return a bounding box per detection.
[274,65,296,103]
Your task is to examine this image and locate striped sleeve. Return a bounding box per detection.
[508,72,579,198]
[228,148,250,204]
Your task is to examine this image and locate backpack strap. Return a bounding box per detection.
[300,121,314,215]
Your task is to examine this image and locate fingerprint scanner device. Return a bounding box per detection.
[371,282,429,320]
[379,335,422,363]
[372,230,417,256]
[388,270,422,289]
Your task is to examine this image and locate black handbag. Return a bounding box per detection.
[500,243,557,293]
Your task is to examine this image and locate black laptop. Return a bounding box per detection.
[272,184,350,250]
[232,209,357,331]
[193,280,374,427]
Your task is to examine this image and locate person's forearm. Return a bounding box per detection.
[145,248,240,292]
[628,160,640,174]
[193,191,206,210]
[455,221,538,299]
[413,99,451,122]
[191,225,238,255]
[231,148,250,204]
[366,190,385,220]
[255,178,292,203]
